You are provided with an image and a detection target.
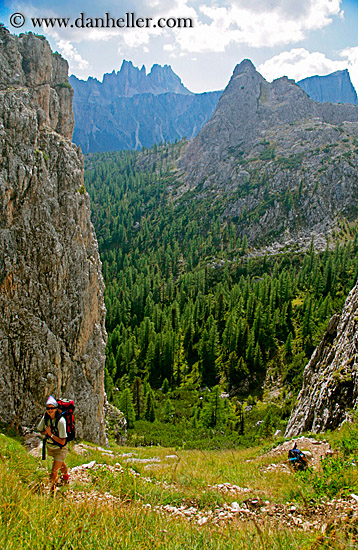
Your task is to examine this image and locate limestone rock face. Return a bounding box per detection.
[0,27,107,443]
[298,70,358,106]
[70,62,221,153]
[286,282,358,436]
[104,400,127,444]
[99,60,193,98]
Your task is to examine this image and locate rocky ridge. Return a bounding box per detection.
[70,63,357,155]
[70,60,193,99]
[0,27,107,443]
[298,70,358,106]
[70,62,221,153]
[286,281,358,436]
[177,60,358,251]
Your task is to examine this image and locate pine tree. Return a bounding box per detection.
[199,317,219,387]
[145,390,156,422]
[231,400,245,434]
[200,386,226,428]
[284,332,293,360]
[118,387,136,428]
[227,353,249,390]
[162,398,175,423]
[131,376,144,420]
[162,378,170,393]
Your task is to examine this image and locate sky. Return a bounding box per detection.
[0,0,357,94]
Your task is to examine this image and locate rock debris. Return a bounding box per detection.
[60,454,358,531]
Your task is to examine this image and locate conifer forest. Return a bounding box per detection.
[84,142,358,446]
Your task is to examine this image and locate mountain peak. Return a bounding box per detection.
[120,59,139,72]
[179,59,358,259]
[84,60,193,97]
[148,63,192,95]
[298,69,358,105]
[233,59,257,75]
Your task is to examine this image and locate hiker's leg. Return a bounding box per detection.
[60,461,68,476]
[50,460,62,488]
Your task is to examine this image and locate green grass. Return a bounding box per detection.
[1,425,358,549]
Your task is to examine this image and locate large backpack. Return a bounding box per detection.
[44,398,75,446]
[56,399,75,443]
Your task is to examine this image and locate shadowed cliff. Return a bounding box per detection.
[0,27,107,443]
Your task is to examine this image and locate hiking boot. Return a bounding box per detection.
[61,474,70,485]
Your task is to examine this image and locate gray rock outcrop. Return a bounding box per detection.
[104,400,127,444]
[298,70,358,106]
[286,281,358,436]
[72,60,193,99]
[70,62,221,153]
[0,27,107,443]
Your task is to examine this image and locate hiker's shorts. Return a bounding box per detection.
[47,445,68,462]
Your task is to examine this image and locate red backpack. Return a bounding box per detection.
[56,399,75,442]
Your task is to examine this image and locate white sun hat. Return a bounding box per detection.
[46,395,58,407]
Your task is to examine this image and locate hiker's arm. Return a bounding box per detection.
[49,434,66,446]
[44,426,66,446]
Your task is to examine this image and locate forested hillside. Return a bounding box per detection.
[84,142,358,444]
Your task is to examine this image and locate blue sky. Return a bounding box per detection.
[0,0,357,93]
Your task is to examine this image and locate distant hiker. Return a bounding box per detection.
[38,396,69,491]
[288,442,308,470]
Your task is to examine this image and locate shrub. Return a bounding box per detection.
[57,82,72,89]
[300,454,358,500]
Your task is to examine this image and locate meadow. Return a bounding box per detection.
[1,418,358,550]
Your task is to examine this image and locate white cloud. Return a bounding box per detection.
[56,39,89,70]
[4,0,353,92]
[173,0,343,52]
[258,47,358,94]
[258,48,344,81]
[339,47,358,94]
[5,0,343,52]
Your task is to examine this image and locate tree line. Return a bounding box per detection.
[84,143,358,434]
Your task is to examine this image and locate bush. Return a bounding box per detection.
[57,82,72,89]
[300,455,358,500]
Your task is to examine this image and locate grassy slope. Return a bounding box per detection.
[1,423,358,550]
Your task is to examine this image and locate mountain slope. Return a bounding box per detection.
[178,59,358,252]
[72,89,221,152]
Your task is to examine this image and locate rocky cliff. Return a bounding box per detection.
[286,281,358,436]
[177,60,358,251]
[70,62,357,155]
[70,62,221,153]
[298,69,358,106]
[72,60,193,98]
[0,27,107,443]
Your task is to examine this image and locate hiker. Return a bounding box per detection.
[288,442,308,470]
[38,396,70,490]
